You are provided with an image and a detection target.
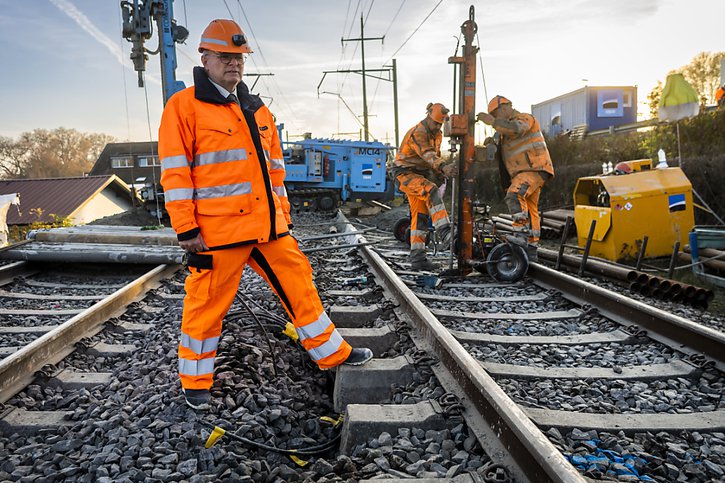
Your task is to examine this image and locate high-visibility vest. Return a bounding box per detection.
[495,112,554,179]
[159,67,291,248]
[394,121,444,171]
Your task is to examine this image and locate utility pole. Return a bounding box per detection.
[341,14,384,141]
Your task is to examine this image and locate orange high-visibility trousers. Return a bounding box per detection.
[178,235,352,389]
[505,171,546,244]
[396,171,450,251]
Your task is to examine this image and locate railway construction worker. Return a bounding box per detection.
[717,85,725,108]
[476,95,554,260]
[159,19,373,411]
[392,103,457,271]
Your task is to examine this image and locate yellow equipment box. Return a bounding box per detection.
[573,160,694,262]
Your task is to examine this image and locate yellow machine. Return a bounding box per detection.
[573,160,695,261]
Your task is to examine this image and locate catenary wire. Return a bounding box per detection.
[385,0,444,64]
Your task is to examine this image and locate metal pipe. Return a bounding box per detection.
[578,220,597,277]
[538,247,640,282]
[635,235,649,271]
[678,251,725,274]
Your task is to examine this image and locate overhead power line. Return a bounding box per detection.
[385,0,444,64]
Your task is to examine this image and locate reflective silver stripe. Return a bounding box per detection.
[296,312,333,341]
[508,141,547,158]
[178,357,215,376]
[263,149,270,162]
[270,158,285,170]
[411,229,428,238]
[410,241,426,250]
[432,218,449,229]
[181,333,219,354]
[429,203,446,216]
[272,185,288,198]
[194,148,248,167]
[531,229,541,236]
[164,188,194,202]
[307,329,344,361]
[161,155,189,171]
[196,182,252,199]
[201,37,228,47]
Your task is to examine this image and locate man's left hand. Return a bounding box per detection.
[441,163,458,177]
[477,112,495,125]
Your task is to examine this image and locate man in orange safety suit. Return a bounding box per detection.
[477,95,554,260]
[391,103,457,271]
[159,19,373,410]
[717,85,725,108]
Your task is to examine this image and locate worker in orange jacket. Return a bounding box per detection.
[717,85,725,108]
[477,96,554,257]
[159,19,372,410]
[391,103,457,271]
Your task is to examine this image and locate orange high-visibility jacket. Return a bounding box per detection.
[159,67,291,248]
[394,121,445,172]
[493,111,554,179]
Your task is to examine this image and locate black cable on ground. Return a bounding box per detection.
[200,421,341,456]
[234,291,279,377]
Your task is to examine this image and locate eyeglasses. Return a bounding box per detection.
[206,51,247,65]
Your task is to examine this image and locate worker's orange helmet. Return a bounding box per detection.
[198,19,253,54]
[488,95,512,114]
[426,103,450,124]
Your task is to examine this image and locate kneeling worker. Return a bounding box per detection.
[392,103,457,271]
[159,19,373,410]
[477,96,554,257]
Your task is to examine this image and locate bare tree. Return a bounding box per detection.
[0,128,115,179]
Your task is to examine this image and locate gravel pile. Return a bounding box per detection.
[499,371,725,413]
[548,427,725,482]
[468,342,681,368]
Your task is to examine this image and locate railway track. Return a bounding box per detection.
[0,211,723,482]
[323,212,725,482]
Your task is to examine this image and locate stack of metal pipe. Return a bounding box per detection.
[626,271,713,310]
[678,245,725,276]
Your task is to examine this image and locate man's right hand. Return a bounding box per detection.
[179,234,209,253]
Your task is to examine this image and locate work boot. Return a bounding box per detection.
[409,249,437,272]
[526,244,538,262]
[343,347,373,366]
[183,388,211,411]
[410,257,438,271]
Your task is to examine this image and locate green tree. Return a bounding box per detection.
[0,128,115,179]
[647,80,663,118]
[680,51,724,105]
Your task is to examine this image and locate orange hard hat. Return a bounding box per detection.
[488,95,512,114]
[198,19,253,54]
[426,103,450,123]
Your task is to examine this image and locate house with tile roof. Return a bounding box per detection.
[0,175,136,226]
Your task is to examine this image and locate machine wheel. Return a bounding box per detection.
[393,217,411,242]
[318,194,337,211]
[486,243,529,282]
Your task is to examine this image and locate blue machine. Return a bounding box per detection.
[280,128,394,211]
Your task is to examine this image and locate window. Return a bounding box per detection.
[597,90,624,117]
[138,155,160,167]
[623,92,632,108]
[110,156,133,168]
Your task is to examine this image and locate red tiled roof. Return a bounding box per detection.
[0,175,129,225]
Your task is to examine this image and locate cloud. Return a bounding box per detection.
[48,0,160,86]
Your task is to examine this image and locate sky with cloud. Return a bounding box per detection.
[0,0,721,146]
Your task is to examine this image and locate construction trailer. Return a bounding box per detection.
[532,86,638,136]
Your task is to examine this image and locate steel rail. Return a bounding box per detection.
[0,264,179,404]
[529,263,725,372]
[348,228,586,482]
